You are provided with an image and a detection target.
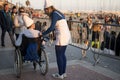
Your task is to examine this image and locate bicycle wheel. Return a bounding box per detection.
[14,49,22,78]
[38,48,49,75]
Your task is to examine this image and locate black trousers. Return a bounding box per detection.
[1,27,15,46]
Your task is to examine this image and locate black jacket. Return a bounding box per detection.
[0,10,12,30]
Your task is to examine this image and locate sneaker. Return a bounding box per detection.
[1,44,5,47]
[63,73,67,78]
[33,61,37,70]
[52,73,64,79]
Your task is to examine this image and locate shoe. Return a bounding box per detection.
[63,73,67,78]
[33,61,37,70]
[1,44,5,47]
[52,73,64,79]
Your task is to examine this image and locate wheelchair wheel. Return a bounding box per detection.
[14,49,22,78]
[38,48,49,75]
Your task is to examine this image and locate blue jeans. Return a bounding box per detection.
[55,45,67,75]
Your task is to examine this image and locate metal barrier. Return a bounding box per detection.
[90,23,120,65]
[68,20,120,66]
[36,18,120,66]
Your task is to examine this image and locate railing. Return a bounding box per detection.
[90,23,120,65]
[67,20,120,66]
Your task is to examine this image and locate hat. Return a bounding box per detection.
[23,16,34,27]
[44,0,53,8]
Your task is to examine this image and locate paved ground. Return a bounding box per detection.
[0,60,119,80]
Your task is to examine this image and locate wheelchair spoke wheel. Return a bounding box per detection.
[38,49,49,75]
[14,49,22,78]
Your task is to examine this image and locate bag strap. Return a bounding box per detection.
[54,11,63,18]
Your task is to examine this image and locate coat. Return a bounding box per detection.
[0,10,12,30]
[14,13,28,34]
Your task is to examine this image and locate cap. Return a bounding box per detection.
[44,0,53,8]
[23,16,34,27]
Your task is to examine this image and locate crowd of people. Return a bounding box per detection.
[68,12,120,57]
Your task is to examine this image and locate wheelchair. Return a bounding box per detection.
[14,34,49,78]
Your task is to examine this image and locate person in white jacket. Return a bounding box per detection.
[14,7,28,39]
[42,0,71,79]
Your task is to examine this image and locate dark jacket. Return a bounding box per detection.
[0,10,12,30]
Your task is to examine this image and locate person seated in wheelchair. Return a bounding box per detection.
[15,15,44,62]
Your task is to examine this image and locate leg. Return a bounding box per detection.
[15,34,19,40]
[7,30,15,46]
[1,29,6,46]
[55,45,67,75]
[61,46,67,74]
[82,49,86,58]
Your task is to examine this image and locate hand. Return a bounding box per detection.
[42,41,46,45]
[39,32,42,36]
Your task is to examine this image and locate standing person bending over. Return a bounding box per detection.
[42,0,71,79]
[0,3,15,47]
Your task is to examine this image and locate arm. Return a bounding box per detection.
[14,16,20,27]
[42,12,59,36]
[15,33,23,46]
[0,10,5,27]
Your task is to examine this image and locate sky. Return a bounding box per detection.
[8,0,120,12]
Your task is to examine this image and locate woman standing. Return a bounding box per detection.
[11,6,17,35]
[14,7,28,39]
[42,0,71,79]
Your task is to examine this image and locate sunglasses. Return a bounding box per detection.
[20,11,24,13]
